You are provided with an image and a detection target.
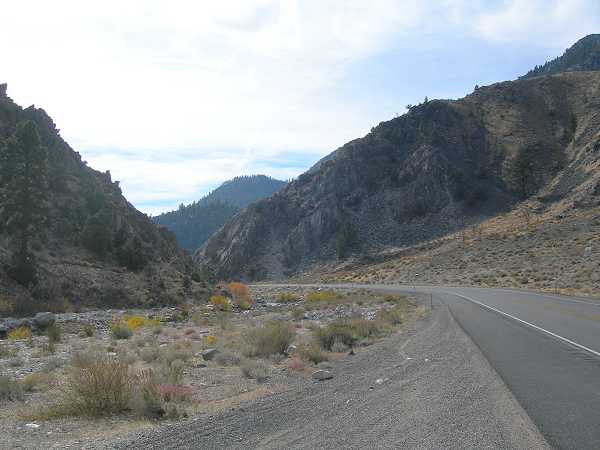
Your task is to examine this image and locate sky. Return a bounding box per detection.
[2,0,600,215]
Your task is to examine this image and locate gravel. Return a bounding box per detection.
[99,303,548,449]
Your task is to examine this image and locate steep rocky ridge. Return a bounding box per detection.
[0,86,198,313]
[523,34,600,78]
[197,69,600,281]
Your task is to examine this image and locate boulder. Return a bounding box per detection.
[33,312,55,330]
[201,348,219,361]
[312,370,334,381]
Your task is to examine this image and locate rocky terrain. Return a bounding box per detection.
[197,36,600,285]
[0,85,198,314]
[0,285,419,449]
[309,203,600,298]
[154,175,287,253]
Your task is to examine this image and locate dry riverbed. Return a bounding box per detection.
[0,285,420,449]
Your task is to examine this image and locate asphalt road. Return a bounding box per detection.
[360,285,600,450]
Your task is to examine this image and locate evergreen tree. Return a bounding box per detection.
[0,120,49,285]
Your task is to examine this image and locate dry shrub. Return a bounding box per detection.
[244,321,295,358]
[288,357,306,371]
[21,372,53,392]
[307,290,339,302]
[316,318,382,351]
[298,343,328,364]
[110,322,132,340]
[277,292,300,303]
[210,295,232,312]
[123,315,160,331]
[223,282,254,309]
[39,353,133,418]
[8,326,32,341]
[240,359,269,382]
[0,374,23,401]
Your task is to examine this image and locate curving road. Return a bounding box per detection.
[356,284,600,450]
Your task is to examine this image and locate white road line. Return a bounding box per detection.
[451,292,600,358]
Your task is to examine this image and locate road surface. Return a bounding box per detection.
[358,285,600,450]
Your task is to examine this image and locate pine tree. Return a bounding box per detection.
[0,120,49,285]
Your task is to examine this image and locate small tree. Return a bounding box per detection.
[0,120,48,285]
[507,150,535,198]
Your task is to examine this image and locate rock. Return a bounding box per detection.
[33,312,55,330]
[584,246,593,257]
[201,348,219,361]
[25,423,40,429]
[312,370,334,381]
[195,363,208,369]
[285,344,297,355]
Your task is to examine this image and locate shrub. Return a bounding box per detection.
[288,357,306,371]
[291,308,305,321]
[42,353,133,417]
[42,357,65,373]
[331,340,350,353]
[0,375,23,401]
[240,359,269,382]
[214,352,241,367]
[8,326,32,341]
[298,343,328,364]
[21,372,52,392]
[123,315,160,331]
[223,282,254,309]
[316,319,382,351]
[162,341,193,364]
[46,324,61,344]
[277,292,300,302]
[244,321,295,358]
[110,322,133,340]
[0,344,17,358]
[82,323,96,337]
[307,290,339,302]
[140,346,161,363]
[157,359,185,384]
[377,306,404,325]
[210,295,232,312]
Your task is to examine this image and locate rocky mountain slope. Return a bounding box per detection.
[523,34,600,78]
[0,85,199,314]
[154,175,286,252]
[197,37,600,281]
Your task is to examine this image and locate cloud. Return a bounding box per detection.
[475,0,600,47]
[2,1,598,213]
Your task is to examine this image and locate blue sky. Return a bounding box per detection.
[2,1,600,215]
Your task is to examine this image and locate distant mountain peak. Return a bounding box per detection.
[154,174,287,252]
[523,34,600,78]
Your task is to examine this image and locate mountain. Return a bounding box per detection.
[0,85,198,314]
[523,34,600,78]
[154,175,287,252]
[196,37,600,281]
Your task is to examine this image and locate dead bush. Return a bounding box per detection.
[244,321,295,358]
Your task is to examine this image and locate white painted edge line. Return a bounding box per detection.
[452,292,600,358]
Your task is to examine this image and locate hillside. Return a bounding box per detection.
[0,85,201,315]
[523,34,600,78]
[197,38,600,281]
[154,175,286,252]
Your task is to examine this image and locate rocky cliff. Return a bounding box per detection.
[197,68,600,280]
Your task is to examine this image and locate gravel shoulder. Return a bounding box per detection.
[104,300,548,450]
